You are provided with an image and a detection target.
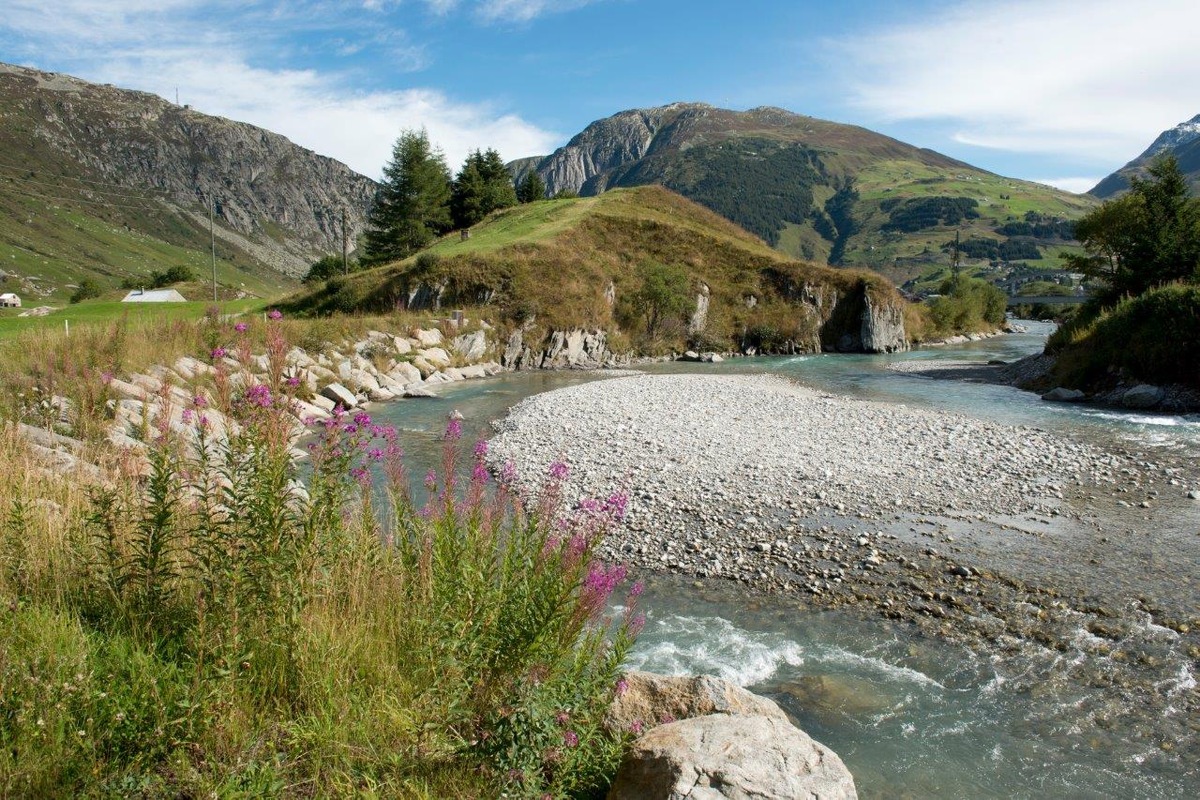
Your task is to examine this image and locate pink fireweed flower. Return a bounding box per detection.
[605,491,629,520]
[616,677,629,696]
[181,408,194,424]
[500,460,518,485]
[548,460,569,481]
[471,461,489,484]
[267,309,283,320]
[473,439,489,458]
[424,469,437,491]
[628,580,644,599]
[629,719,644,735]
[244,384,272,408]
[368,448,384,461]
[444,418,462,441]
[100,371,114,384]
[210,346,227,359]
[628,612,646,636]
[198,414,210,429]
[563,730,579,748]
[353,412,371,426]
[234,322,249,333]
[285,375,301,388]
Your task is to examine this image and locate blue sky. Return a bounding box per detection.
[2,0,1198,192]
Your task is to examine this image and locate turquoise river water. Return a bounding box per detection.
[366,323,1199,799]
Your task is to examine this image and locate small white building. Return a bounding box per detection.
[122,289,186,303]
[0,293,21,308]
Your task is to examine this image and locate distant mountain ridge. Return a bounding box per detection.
[511,103,1093,284]
[1090,114,1200,198]
[0,62,376,302]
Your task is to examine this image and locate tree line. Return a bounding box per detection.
[305,129,547,282]
[361,129,546,267]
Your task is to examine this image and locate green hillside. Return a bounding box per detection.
[516,104,1097,287]
[287,186,910,354]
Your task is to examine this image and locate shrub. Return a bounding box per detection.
[69,278,103,304]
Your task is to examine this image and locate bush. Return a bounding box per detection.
[1046,283,1200,388]
[69,278,103,304]
[925,274,1006,334]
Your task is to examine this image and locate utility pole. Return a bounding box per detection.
[952,230,961,279]
[341,207,349,276]
[209,196,217,302]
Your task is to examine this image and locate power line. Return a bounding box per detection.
[0,182,169,212]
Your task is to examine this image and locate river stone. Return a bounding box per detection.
[606,672,786,735]
[319,382,358,409]
[403,385,437,398]
[451,330,488,361]
[1042,387,1085,402]
[388,362,423,386]
[414,328,443,347]
[1121,384,1164,409]
[608,713,857,800]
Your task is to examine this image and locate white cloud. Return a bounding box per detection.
[832,0,1200,166]
[476,0,600,23]
[1032,177,1103,195]
[0,0,560,177]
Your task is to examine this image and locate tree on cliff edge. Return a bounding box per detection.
[362,129,452,265]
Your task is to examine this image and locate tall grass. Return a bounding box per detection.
[0,321,641,797]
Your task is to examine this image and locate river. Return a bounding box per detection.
[365,323,1199,799]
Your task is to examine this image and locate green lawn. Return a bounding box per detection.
[0,298,265,339]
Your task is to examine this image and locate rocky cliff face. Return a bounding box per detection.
[1090,112,1200,198]
[0,62,376,277]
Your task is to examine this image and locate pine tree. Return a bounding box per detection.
[451,149,519,229]
[516,170,546,203]
[362,129,452,265]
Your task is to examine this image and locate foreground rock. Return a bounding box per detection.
[607,672,856,800]
[609,713,856,800]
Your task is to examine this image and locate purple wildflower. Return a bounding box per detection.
[473,439,489,458]
[605,491,629,520]
[548,460,569,481]
[234,322,249,333]
[628,580,644,599]
[445,418,462,441]
[424,469,437,491]
[555,711,570,726]
[500,460,518,484]
[211,346,227,359]
[368,448,384,461]
[471,461,489,484]
[181,408,194,424]
[616,677,629,696]
[100,371,114,384]
[198,414,210,429]
[286,375,301,388]
[629,719,644,735]
[245,384,272,408]
[563,730,579,748]
[193,394,207,408]
[353,412,371,426]
[267,309,283,320]
[350,466,369,483]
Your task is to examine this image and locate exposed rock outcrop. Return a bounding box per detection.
[501,327,619,370]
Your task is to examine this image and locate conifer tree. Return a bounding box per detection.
[516,170,546,203]
[451,149,518,229]
[362,129,452,265]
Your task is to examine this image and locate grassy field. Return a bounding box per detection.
[0,298,266,339]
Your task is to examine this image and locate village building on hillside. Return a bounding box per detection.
[0,292,21,308]
[121,289,186,303]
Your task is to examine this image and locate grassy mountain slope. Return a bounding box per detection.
[513,103,1095,285]
[287,186,909,354]
[0,62,376,305]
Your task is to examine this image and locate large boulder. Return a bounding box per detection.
[388,362,424,386]
[606,672,786,734]
[1042,387,1086,403]
[414,328,443,347]
[451,330,488,361]
[319,382,358,409]
[418,347,453,368]
[1121,383,1164,409]
[607,713,857,800]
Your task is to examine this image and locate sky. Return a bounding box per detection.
[2,0,1198,194]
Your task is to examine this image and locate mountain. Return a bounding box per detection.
[1090,114,1200,198]
[0,62,376,304]
[288,186,912,356]
[509,103,1094,285]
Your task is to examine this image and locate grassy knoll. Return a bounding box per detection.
[288,186,907,355]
